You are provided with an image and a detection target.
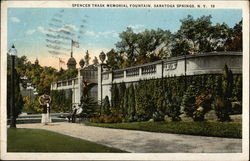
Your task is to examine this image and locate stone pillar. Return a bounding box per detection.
[78,73,82,105]
[97,64,102,102]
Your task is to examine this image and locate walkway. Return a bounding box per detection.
[17,122,241,153]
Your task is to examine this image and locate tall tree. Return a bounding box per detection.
[106,49,124,69]
[225,20,242,51]
[92,56,99,66]
[115,27,138,67]
[136,29,172,64]
[84,50,90,66]
[175,15,213,53]
[127,84,136,120]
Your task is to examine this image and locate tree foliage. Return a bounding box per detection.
[92,56,99,66]
[84,50,90,66]
[104,73,241,123]
[111,15,242,68]
[50,89,72,112]
[102,96,111,115]
[80,96,99,118]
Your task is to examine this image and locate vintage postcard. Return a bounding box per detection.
[0,0,249,160]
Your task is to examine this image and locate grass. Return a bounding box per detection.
[86,121,242,138]
[7,128,127,152]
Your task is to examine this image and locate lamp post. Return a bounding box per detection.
[8,44,17,128]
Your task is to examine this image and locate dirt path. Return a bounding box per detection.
[17,122,241,153]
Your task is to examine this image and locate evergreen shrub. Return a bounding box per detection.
[104,67,241,122]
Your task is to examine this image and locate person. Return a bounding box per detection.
[66,105,77,123]
[39,94,51,125]
[71,105,77,123]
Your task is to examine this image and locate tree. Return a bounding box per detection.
[106,49,124,70]
[233,75,242,102]
[209,23,231,51]
[92,56,99,66]
[80,96,99,118]
[50,89,72,112]
[121,87,129,117]
[152,80,165,121]
[135,80,155,121]
[102,96,111,115]
[127,84,136,121]
[225,20,242,51]
[116,27,139,67]
[181,83,198,119]
[111,83,120,109]
[178,15,213,52]
[222,65,233,98]
[84,50,90,66]
[214,65,234,121]
[164,91,181,121]
[214,97,231,122]
[136,29,172,64]
[119,82,127,116]
[171,38,192,57]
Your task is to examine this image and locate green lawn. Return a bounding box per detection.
[7,128,127,152]
[86,121,242,138]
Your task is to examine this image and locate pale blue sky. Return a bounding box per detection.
[7,8,242,68]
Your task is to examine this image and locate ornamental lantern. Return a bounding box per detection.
[79,59,85,68]
[8,44,17,56]
[99,51,106,63]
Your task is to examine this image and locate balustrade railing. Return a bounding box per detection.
[141,64,156,75]
[62,81,67,86]
[113,70,124,79]
[126,68,139,77]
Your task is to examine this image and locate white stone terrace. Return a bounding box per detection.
[101,52,242,85]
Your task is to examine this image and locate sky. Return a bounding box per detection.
[8,8,242,70]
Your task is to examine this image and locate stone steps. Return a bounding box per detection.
[8,113,69,124]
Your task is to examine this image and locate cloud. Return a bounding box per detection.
[25,29,36,35]
[37,26,48,34]
[128,24,145,29]
[85,31,99,38]
[10,17,20,23]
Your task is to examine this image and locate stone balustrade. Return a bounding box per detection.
[98,52,242,101]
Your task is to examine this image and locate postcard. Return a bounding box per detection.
[1,0,249,160]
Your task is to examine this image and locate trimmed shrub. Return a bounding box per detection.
[135,81,155,121]
[80,96,99,118]
[101,96,111,115]
[193,93,212,121]
[214,97,231,122]
[111,83,120,110]
[164,91,181,121]
[119,82,127,116]
[181,83,198,119]
[108,72,241,123]
[127,84,136,121]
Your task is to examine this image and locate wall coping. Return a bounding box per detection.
[102,52,242,74]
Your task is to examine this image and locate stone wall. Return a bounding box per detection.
[98,52,242,101]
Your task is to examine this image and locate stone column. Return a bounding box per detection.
[97,64,102,102]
